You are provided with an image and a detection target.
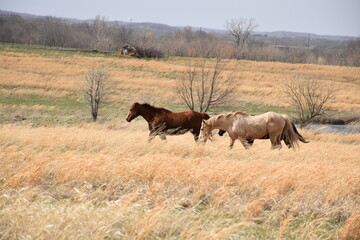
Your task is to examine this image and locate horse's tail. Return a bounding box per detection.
[282,115,300,149]
[291,122,309,143]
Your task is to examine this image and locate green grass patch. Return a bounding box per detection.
[0,88,131,126]
[0,44,116,59]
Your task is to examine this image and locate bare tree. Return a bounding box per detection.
[177,62,196,110]
[84,67,111,121]
[90,16,110,51]
[40,16,68,47]
[110,25,134,50]
[285,76,336,127]
[176,59,236,112]
[225,18,257,49]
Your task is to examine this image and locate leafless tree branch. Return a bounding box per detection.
[83,67,111,121]
[176,59,236,112]
[225,18,257,49]
[285,76,336,127]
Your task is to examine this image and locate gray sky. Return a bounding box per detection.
[1,0,359,36]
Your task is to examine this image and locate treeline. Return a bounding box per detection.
[0,14,359,66]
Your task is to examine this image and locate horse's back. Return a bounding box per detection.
[261,112,287,126]
[236,112,273,125]
[170,110,203,120]
[165,110,207,130]
[250,112,283,123]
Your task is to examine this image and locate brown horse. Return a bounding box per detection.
[126,102,210,141]
[200,111,302,149]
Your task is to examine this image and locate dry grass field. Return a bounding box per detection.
[1,46,359,115]
[1,46,360,239]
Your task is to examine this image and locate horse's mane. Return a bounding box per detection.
[141,103,172,113]
[208,112,249,125]
[234,111,248,116]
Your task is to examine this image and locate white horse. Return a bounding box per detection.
[199,112,302,149]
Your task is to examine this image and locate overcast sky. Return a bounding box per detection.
[1,0,359,36]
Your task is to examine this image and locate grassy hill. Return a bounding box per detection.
[1,45,359,126]
[1,46,360,239]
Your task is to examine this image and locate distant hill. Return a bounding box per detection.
[255,31,357,41]
[0,9,358,41]
[0,9,41,19]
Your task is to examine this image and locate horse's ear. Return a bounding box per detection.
[202,119,208,125]
[131,102,140,109]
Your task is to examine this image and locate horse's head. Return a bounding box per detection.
[126,102,140,122]
[199,120,213,143]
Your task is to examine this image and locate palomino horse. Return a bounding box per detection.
[217,121,308,148]
[126,102,210,141]
[200,111,303,149]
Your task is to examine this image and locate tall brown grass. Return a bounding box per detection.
[1,123,359,239]
[1,47,360,239]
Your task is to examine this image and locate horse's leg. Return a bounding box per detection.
[148,134,155,142]
[238,137,251,149]
[193,133,199,142]
[148,130,158,142]
[282,134,291,148]
[275,135,282,149]
[218,130,226,136]
[191,130,199,142]
[148,134,157,142]
[246,139,254,146]
[159,134,167,141]
[229,137,236,149]
[269,133,282,149]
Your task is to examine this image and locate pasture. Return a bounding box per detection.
[1,46,360,239]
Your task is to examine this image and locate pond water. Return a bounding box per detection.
[303,124,360,134]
